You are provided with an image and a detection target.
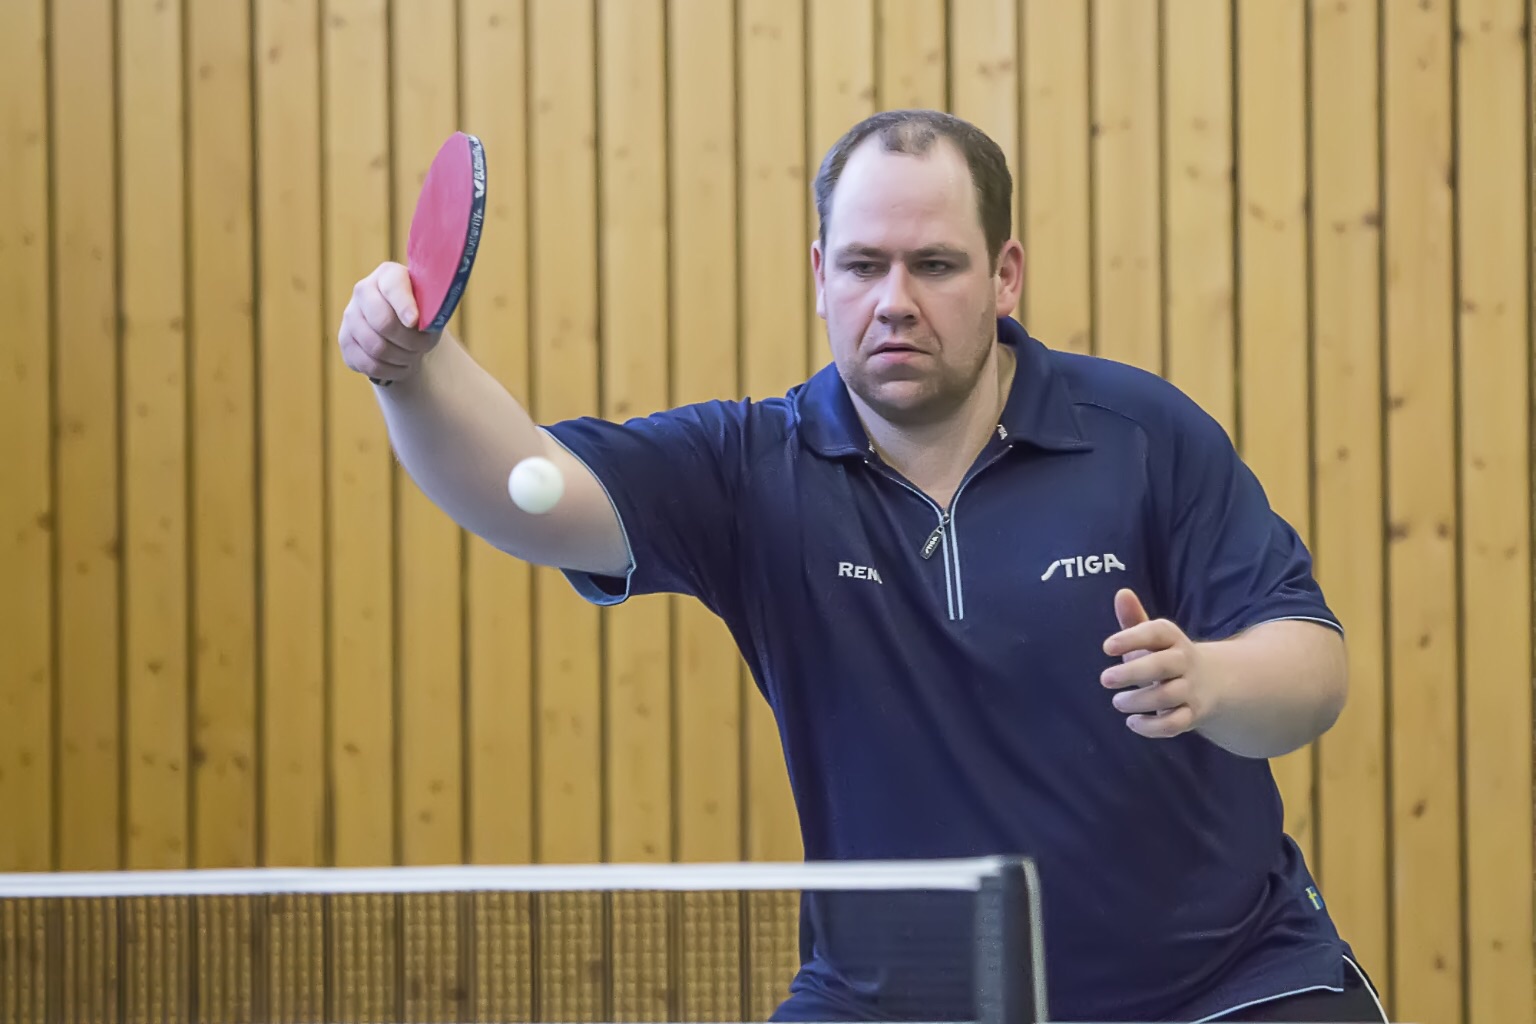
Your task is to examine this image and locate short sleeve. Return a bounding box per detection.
[541,399,744,615]
[1154,398,1341,642]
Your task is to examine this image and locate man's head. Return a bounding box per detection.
[811,111,1024,428]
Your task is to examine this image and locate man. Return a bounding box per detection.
[337,110,1387,1022]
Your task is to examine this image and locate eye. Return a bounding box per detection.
[844,261,882,278]
[917,260,954,275]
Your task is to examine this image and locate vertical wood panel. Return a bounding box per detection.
[1383,3,1464,1022]
[461,0,535,869]
[528,0,602,865]
[0,0,54,874]
[188,0,259,879]
[53,0,122,875]
[1310,0,1390,1000]
[598,0,672,869]
[1455,1,1535,1019]
[257,0,328,872]
[738,0,805,871]
[323,0,396,870]
[1091,0,1161,371]
[454,0,534,876]
[120,0,189,877]
[1021,0,1091,354]
[1163,0,1234,435]
[669,0,742,868]
[391,0,464,882]
[877,0,947,110]
[1237,0,1317,862]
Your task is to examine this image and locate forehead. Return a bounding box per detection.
[825,137,984,250]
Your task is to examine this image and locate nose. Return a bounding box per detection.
[874,264,918,328]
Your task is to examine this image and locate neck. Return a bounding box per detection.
[860,343,1016,506]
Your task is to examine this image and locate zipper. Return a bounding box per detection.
[942,442,1015,620]
[921,513,949,560]
[876,473,957,619]
[867,437,1015,622]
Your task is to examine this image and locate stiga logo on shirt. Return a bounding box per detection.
[1040,553,1126,581]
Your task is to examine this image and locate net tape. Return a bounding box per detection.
[0,856,1015,899]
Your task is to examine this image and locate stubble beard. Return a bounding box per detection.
[840,304,998,429]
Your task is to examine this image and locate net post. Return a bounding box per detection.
[973,857,1047,1024]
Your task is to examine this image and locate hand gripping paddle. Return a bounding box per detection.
[372,131,487,385]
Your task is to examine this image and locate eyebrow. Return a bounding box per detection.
[834,244,970,262]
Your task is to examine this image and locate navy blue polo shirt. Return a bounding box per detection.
[542,317,1354,1022]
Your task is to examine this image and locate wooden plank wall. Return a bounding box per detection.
[0,1,1531,1021]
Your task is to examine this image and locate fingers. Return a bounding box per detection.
[1124,704,1195,740]
[1113,587,1149,631]
[376,262,421,330]
[1102,649,1196,739]
[336,262,441,384]
[1103,617,1182,659]
[339,329,411,382]
[1101,648,1185,690]
[1109,675,1188,716]
[1101,593,1198,738]
[355,274,435,353]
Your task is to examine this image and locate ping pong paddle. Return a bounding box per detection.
[371,130,487,385]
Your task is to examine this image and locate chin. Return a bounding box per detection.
[853,379,958,425]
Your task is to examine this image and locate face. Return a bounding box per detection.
[812,137,1024,427]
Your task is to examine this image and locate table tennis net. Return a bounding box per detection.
[0,857,1045,1024]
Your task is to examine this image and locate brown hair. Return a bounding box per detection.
[812,109,1013,269]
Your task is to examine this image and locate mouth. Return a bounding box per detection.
[870,340,924,356]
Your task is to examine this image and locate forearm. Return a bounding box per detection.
[374,333,547,548]
[1195,620,1348,759]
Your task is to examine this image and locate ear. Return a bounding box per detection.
[811,239,828,320]
[992,240,1025,318]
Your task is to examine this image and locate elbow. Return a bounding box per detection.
[1316,679,1347,738]
[1314,631,1350,735]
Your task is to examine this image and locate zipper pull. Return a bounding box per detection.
[921,512,950,559]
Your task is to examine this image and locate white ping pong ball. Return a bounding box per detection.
[508,455,564,515]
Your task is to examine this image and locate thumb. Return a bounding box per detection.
[1114,588,1149,632]
[378,262,420,330]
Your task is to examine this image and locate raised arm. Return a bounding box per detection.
[337,261,629,576]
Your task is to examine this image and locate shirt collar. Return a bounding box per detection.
[795,316,1093,458]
